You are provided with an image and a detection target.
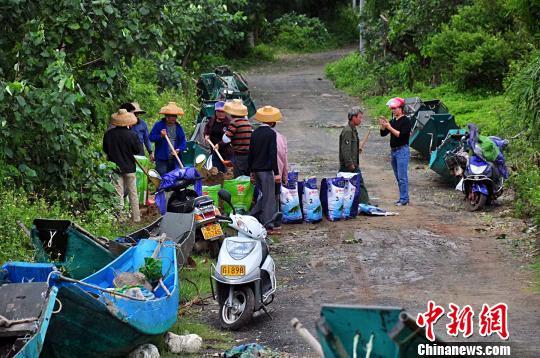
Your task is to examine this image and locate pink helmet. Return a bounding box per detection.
[386,97,405,109]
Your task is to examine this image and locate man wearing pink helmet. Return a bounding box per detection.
[379,97,412,206]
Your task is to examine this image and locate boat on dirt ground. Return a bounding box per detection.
[0,262,58,358]
[429,128,468,179]
[31,219,117,280]
[42,238,178,357]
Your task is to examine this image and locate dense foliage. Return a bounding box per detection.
[0,0,245,210]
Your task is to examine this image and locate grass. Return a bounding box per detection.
[179,255,213,303]
[158,314,234,356]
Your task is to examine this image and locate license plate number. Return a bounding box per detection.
[201,223,223,240]
[221,265,245,277]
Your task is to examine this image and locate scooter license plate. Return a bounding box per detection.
[221,265,245,277]
[201,223,223,240]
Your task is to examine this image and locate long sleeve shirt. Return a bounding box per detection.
[273,128,288,183]
[339,123,359,171]
[131,118,152,155]
[149,119,187,161]
[103,127,141,174]
[248,125,278,174]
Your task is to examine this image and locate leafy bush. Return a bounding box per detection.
[325,52,381,96]
[504,52,540,224]
[0,186,127,264]
[422,1,529,90]
[263,13,333,52]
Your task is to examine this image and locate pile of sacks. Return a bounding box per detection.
[280,171,362,224]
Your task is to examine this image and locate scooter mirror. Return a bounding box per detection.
[218,189,235,214]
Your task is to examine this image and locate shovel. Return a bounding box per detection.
[164,133,184,169]
[205,137,233,168]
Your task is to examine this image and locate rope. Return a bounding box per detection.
[352,333,359,358]
[55,275,148,301]
[365,334,374,358]
[52,298,62,314]
[47,230,57,248]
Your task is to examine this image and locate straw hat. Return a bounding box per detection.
[254,106,282,123]
[223,99,248,117]
[159,102,184,116]
[111,109,137,127]
[131,102,146,114]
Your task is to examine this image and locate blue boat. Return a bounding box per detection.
[26,239,178,357]
[316,304,444,357]
[0,262,58,358]
[429,129,468,179]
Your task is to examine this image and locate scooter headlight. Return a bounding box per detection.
[226,240,255,260]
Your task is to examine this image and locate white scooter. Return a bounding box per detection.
[211,189,281,330]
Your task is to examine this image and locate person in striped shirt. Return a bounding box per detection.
[222,99,253,177]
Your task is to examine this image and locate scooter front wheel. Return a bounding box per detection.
[219,286,255,330]
[465,192,487,211]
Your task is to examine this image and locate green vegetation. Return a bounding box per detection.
[326,0,539,225]
[180,256,213,303]
[160,315,234,356]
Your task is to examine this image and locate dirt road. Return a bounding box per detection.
[209,50,539,357]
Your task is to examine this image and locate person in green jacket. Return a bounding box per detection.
[339,106,370,204]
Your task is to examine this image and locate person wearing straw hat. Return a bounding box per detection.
[129,102,154,160]
[223,99,252,177]
[379,97,412,206]
[204,101,232,172]
[248,105,281,234]
[149,102,187,176]
[103,109,142,222]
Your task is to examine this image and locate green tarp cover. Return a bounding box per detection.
[477,135,500,162]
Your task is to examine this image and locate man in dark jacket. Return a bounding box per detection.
[339,106,370,204]
[149,102,187,176]
[103,109,141,222]
[248,106,281,233]
[204,101,232,172]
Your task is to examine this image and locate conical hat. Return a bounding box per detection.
[159,102,184,116]
[131,102,146,114]
[111,109,137,127]
[223,99,248,117]
[254,106,282,123]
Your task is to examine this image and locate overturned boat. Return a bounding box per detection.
[429,128,468,179]
[0,263,58,358]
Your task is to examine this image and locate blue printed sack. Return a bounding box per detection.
[320,177,346,221]
[337,172,361,219]
[300,177,322,223]
[280,171,303,223]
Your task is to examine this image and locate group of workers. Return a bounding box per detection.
[103,95,410,226]
[102,99,288,234]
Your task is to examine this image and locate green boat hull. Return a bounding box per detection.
[317,304,444,358]
[40,284,157,358]
[31,219,116,280]
[429,129,468,179]
[409,113,459,157]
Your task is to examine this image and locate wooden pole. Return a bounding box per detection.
[164,133,184,168]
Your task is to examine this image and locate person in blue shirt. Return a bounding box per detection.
[149,102,187,176]
[129,102,154,160]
